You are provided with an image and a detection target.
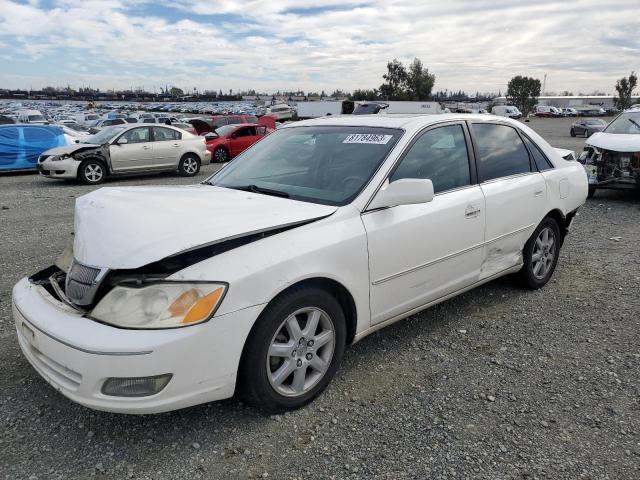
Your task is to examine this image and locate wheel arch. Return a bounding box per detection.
[542,208,569,245]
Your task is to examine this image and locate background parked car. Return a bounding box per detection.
[0,124,68,171]
[205,123,270,162]
[560,108,578,117]
[87,118,128,133]
[570,118,607,137]
[491,105,522,118]
[38,123,211,184]
[535,106,562,117]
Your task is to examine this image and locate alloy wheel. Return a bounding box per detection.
[183,157,198,174]
[531,227,556,280]
[214,148,228,162]
[266,307,335,397]
[85,164,103,183]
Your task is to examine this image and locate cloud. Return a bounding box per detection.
[0,0,638,94]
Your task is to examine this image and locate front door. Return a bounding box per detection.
[229,126,256,156]
[109,127,154,171]
[469,122,547,279]
[363,123,486,325]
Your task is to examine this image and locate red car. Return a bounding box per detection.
[205,123,271,162]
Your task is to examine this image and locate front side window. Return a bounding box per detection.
[390,124,471,193]
[120,127,150,144]
[234,127,255,138]
[208,126,402,206]
[473,124,531,182]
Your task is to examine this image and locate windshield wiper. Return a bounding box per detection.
[227,184,290,198]
[628,118,640,130]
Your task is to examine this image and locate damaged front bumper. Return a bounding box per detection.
[38,157,80,179]
[12,273,264,414]
[579,147,640,190]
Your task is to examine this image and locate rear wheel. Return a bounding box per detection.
[178,154,200,176]
[239,286,346,412]
[213,147,229,163]
[588,185,596,198]
[78,159,106,185]
[519,217,561,289]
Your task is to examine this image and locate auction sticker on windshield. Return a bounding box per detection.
[343,133,393,144]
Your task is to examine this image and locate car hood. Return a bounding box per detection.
[44,143,101,156]
[586,132,640,152]
[73,185,337,270]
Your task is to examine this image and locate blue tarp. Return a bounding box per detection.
[0,124,67,171]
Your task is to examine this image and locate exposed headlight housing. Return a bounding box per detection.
[91,282,227,329]
[48,154,72,162]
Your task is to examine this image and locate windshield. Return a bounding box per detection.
[207,126,402,206]
[604,112,640,134]
[83,125,126,144]
[215,125,238,136]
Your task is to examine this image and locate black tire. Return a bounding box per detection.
[78,159,106,185]
[239,286,346,412]
[584,129,590,138]
[213,146,229,163]
[178,153,200,176]
[588,185,596,198]
[570,129,576,137]
[519,217,561,289]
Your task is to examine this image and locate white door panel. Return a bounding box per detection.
[479,173,547,278]
[363,186,485,324]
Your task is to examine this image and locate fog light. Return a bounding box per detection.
[101,374,172,397]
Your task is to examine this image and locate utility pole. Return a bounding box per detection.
[542,73,547,95]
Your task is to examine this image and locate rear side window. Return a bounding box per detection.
[153,127,181,141]
[390,124,471,193]
[472,124,531,182]
[522,135,554,170]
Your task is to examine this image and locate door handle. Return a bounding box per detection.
[534,189,544,197]
[172,143,180,147]
[142,146,151,150]
[465,205,481,218]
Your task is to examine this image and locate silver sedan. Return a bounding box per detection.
[38,124,211,184]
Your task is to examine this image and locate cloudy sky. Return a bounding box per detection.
[0,0,638,95]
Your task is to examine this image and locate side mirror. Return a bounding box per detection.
[117,137,128,144]
[369,178,434,210]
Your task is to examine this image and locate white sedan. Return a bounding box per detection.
[12,114,587,413]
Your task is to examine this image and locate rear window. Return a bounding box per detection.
[522,135,554,171]
[473,124,532,182]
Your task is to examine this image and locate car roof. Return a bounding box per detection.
[282,113,525,133]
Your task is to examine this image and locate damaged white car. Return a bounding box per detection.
[579,108,640,197]
[13,114,587,414]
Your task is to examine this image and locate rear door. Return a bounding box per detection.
[469,122,547,279]
[151,126,182,167]
[109,127,154,171]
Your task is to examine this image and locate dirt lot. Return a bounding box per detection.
[1,118,639,480]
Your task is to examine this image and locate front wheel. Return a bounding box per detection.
[213,147,229,163]
[78,159,106,185]
[588,185,596,198]
[584,129,590,138]
[570,129,576,137]
[178,154,200,176]
[239,286,346,412]
[519,217,561,289]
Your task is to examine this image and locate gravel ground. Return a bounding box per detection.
[1,119,639,480]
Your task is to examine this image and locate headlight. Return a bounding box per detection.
[91,282,227,329]
[49,154,71,162]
